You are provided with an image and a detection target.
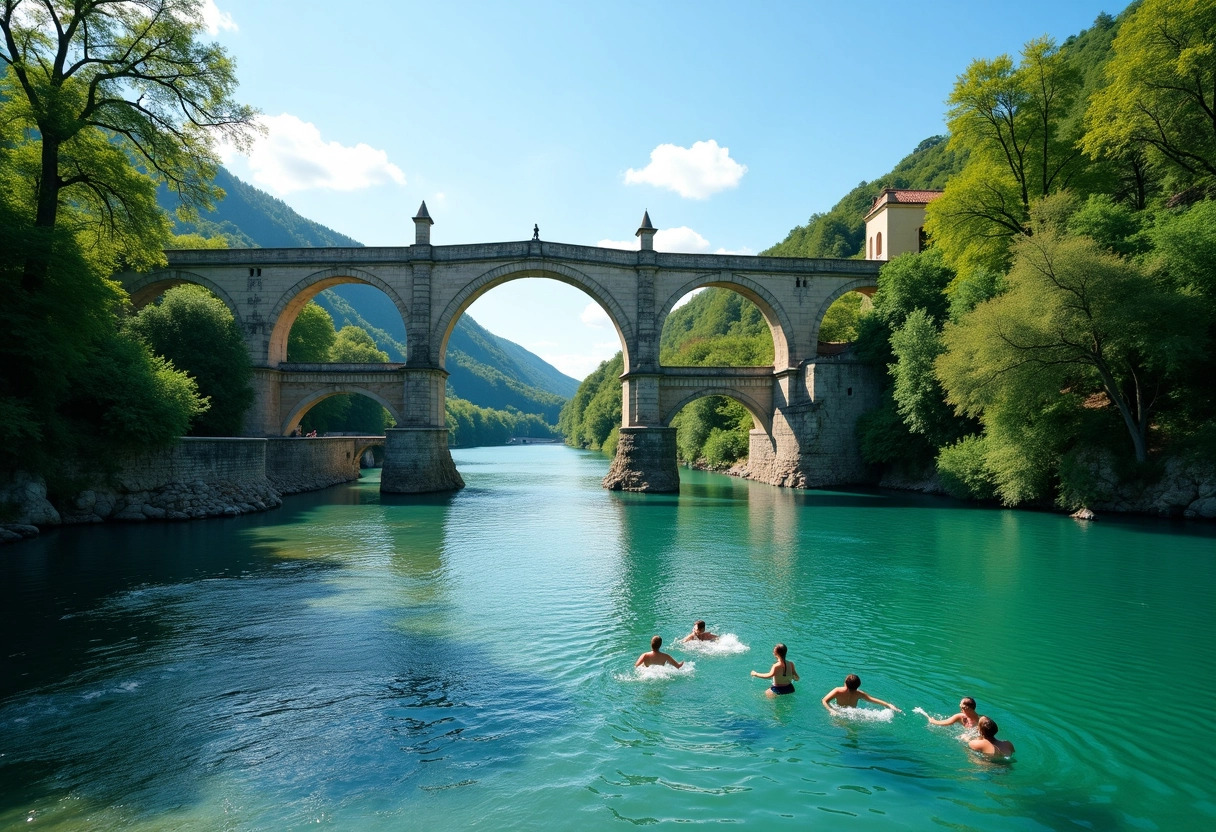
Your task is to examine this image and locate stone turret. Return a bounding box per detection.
[636,210,656,251]
[413,201,434,245]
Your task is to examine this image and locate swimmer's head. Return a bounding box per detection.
[694,621,706,632]
[978,716,998,739]
[961,697,977,711]
[774,643,787,659]
[651,635,662,650]
[845,674,861,691]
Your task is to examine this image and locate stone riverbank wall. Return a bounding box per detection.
[1,437,382,543]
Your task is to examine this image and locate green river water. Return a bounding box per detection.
[2,445,1214,830]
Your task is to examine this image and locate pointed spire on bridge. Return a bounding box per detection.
[636,210,656,251]
[413,201,434,245]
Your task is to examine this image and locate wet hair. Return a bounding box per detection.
[774,643,788,658]
[978,716,998,739]
[651,635,662,650]
[695,621,706,631]
[845,674,861,691]
[961,697,976,710]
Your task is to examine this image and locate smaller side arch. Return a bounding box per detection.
[266,267,411,365]
[657,273,796,370]
[124,269,242,323]
[661,388,772,436]
[810,277,879,349]
[281,388,404,435]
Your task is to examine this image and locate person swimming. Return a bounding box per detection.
[681,620,719,643]
[969,715,1015,758]
[822,674,901,713]
[924,696,980,729]
[750,643,799,695]
[635,635,683,669]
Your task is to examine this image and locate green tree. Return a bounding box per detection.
[927,37,1086,270]
[889,309,964,448]
[936,227,1204,465]
[1083,0,1216,185]
[287,302,337,362]
[0,0,256,286]
[126,285,252,435]
[0,200,204,474]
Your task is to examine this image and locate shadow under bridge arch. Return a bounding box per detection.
[266,267,411,365]
[277,368,407,435]
[123,269,242,322]
[658,367,775,435]
[433,260,634,370]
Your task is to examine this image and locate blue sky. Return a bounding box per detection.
[207,0,1126,379]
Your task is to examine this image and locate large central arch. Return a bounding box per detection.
[432,259,634,371]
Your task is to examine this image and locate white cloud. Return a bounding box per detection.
[580,303,611,328]
[624,140,747,199]
[597,226,712,253]
[714,245,755,256]
[223,113,406,195]
[201,1,237,34]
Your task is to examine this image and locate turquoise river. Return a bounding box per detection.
[2,445,1215,830]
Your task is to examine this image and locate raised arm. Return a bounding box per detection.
[750,662,778,680]
[666,654,684,669]
[860,691,901,712]
[927,713,962,726]
[635,654,646,667]
[822,687,841,711]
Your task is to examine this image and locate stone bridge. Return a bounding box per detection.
[118,206,882,494]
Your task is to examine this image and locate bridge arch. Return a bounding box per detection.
[657,273,795,370]
[281,388,404,436]
[433,259,634,370]
[661,387,773,435]
[811,277,879,351]
[267,267,410,365]
[125,269,242,322]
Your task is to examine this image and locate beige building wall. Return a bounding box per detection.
[865,203,928,261]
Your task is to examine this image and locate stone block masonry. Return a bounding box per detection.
[1,436,383,542]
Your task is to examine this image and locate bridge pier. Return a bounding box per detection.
[602,427,679,492]
[380,427,464,493]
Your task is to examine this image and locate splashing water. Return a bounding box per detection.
[826,705,896,722]
[677,633,749,656]
[615,661,696,683]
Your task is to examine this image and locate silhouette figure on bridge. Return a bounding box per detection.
[532,224,540,240]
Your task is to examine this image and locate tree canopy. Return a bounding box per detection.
[0,0,256,284]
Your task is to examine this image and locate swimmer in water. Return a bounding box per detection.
[924,696,980,729]
[750,643,799,695]
[635,635,683,669]
[681,620,719,642]
[969,715,1015,758]
[822,674,901,713]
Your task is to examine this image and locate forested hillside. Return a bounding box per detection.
[562,4,1216,514]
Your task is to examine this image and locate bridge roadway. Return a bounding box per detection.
[118,207,882,493]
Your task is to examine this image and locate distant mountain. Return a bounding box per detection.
[314,285,576,419]
[158,168,579,418]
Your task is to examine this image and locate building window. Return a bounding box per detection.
[919,226,929,251]
[876,232,883,258]
[869,237,873,259]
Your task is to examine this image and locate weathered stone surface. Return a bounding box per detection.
[603,428,679,492]
[0,472,61,527]
[265,436,377,495]
[380,428,464,493]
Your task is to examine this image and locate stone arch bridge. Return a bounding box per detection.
[118,207,882,493]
